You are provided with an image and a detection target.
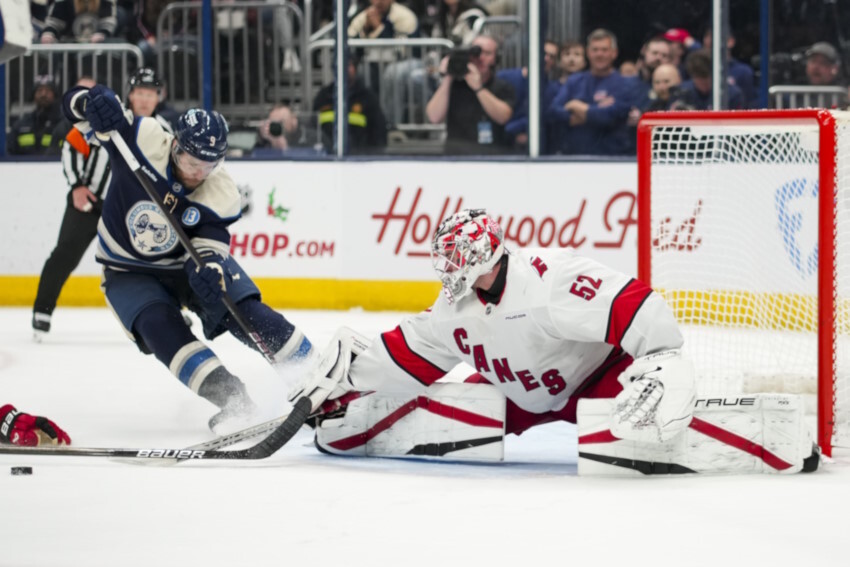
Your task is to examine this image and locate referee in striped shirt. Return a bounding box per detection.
[32,69,176,339]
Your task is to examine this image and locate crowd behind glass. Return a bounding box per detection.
[9,0,849,159]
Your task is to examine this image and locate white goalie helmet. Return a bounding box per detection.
[431,209,506,304]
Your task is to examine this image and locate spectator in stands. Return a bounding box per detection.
[254,104,319,155]
[636,36,671,87]
[348,0,418,40]
[40,0,119,43]
[482,0,518,16]
[313,53,388,155]
[663,27,700,79]
[804,42,843,87]
[349,0,419,108]
[547,28,635,156]
[127,0,174,67]
[642,63,683,112]
[425,34,515,155]
[627,36,672,127]
[558,40,586,84]
[7,75,63,156]
[619,60,638,78]
[381,0,485,129]
[30,0,52,38]
[432,0,488,46]
[497,39,559,150]
[674,49,744,110]
[703,28,756,108]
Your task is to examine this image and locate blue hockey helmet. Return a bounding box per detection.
[174,108,229,162]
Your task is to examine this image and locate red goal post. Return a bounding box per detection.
[637,109,849,457]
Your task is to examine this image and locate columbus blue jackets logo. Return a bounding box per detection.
[775,177,818,278]
[127,202,178,255]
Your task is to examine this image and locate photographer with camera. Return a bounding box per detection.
[425,34,515,155]
[255,104,318,154]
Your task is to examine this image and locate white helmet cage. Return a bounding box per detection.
[431,209,505,304]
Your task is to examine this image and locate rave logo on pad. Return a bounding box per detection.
[127,202,179,255]
[775,178,818,278]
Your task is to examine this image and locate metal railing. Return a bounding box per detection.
[4,43,143,129]
[309,37,454,135]
[472,16,523,70]
[769,85,848,109]
[156,0,307,122]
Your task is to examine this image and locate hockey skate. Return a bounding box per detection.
[208,395,259,435]
[198,370,259,434]
[32,312,51,343]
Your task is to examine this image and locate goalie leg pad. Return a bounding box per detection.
[578,394,817,475]
[316,383,507,461]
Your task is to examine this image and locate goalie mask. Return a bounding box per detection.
[431,209,505,304]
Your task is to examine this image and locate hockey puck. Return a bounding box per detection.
[11,466,32,476]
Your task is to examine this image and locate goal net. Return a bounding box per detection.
[637,110,850,457]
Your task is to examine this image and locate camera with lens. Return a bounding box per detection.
[269,121,284,137]
[447,45,482,78]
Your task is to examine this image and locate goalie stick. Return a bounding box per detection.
[0,398,311,461]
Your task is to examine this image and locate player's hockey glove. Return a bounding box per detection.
[185,251,228,304]
[0,404,71,447]
[83,85,125,133]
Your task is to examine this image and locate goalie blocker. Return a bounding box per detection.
[578,394,820,475]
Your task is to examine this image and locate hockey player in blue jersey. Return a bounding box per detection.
[61,84,313,431]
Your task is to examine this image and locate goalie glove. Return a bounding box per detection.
[288,327,371,414]
[0,404,71,447]
[610,349,696,443]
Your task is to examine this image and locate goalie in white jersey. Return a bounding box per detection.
[292,209,699,458]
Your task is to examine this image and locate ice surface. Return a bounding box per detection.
[1,307,848,567]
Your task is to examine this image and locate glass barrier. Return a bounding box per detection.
[4,0,849,159]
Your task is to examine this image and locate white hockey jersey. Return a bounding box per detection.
[349,248,684,414]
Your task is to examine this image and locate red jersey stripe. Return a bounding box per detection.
[381,326,447,386]
[605,278,653,348]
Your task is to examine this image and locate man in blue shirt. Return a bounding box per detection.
[675,49,744,110]
[703,29,756,108]
[547,29,637,156]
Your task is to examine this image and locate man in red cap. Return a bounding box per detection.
[663,28,700,79]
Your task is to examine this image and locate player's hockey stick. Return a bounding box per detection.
[0,398,311,461]
[106,130,277,363]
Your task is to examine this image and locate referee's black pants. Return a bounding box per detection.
[33,191,100,315]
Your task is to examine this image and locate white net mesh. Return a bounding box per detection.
[643,111,850,450]
[836,114,850,447]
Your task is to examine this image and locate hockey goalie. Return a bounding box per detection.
[289,209,819,475]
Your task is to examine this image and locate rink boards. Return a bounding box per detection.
[2,160,638,310]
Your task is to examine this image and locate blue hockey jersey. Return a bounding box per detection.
[62,87,241,274]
